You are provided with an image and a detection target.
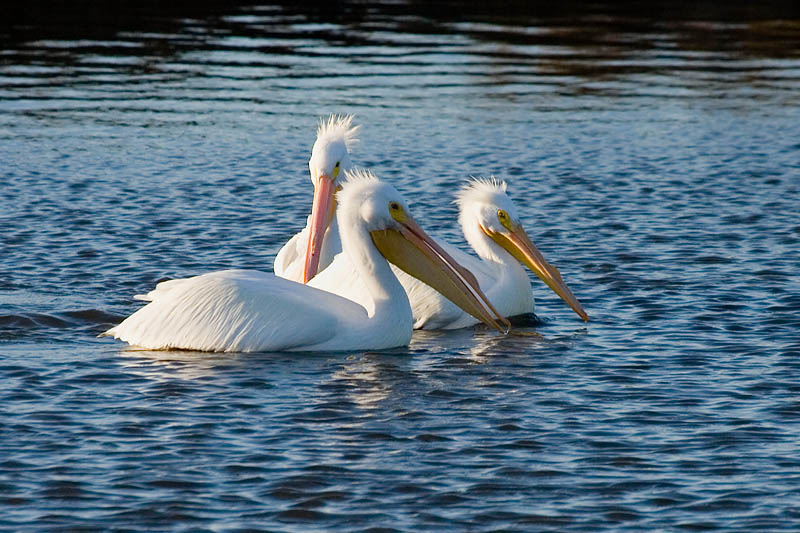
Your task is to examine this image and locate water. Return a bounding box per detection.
[2,2,800,530]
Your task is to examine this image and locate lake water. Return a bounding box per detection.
[2,2,799,531]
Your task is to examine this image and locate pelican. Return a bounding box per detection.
[273,114,358,283]
[102,172,506,352]
[309,177,588,329]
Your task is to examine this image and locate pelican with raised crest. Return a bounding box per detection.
[309,177,588,329]
[273,114,358,283]
[102,172,507,352]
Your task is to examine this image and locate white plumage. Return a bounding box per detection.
[309,177,587,329]
[103,172,504,352]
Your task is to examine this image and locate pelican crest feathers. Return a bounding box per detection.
[338,169,381,207]
[343,168,378,185]
[455,176,508,208]
[317,114,360,150]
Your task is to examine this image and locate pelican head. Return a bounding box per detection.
[303,114,360,283]
[456,177,588,322]
[339,170,510,334]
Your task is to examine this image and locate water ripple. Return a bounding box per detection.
[2,2,800,532]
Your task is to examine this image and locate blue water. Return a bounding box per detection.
[2,2,800,531]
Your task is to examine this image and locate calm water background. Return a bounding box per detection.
[2,1,799,531]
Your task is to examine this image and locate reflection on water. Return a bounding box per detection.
[329,354,395,410]
[117,349,250,382]
[2,1,800,124]
[2,2,800,532]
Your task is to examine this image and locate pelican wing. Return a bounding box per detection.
[104,269,369,352]
[133,277,191,301]
[274,216,342,283]
[273,226,307,282]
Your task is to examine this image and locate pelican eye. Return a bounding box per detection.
[389,201,410,224]
[332,161,341,178]
[388,201,407,222]
[497,208,514,230]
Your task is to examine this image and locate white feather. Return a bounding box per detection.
[310,177,535,329]
[103,176,450,352]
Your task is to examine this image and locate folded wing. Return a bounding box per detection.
[104,269,369,352]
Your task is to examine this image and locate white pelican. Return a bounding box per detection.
[273,114,358,283]
[309,177,588,329]
[102,172,507,352]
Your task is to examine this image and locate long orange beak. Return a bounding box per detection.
[371,218,510,334]
[484,223,588,321]
[303,175,337,283]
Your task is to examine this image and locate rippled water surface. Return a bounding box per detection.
[2,2,800,531]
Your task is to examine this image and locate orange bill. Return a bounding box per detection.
[371,218,510,334]
[303,175,336,283]
[484,223,588,321]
